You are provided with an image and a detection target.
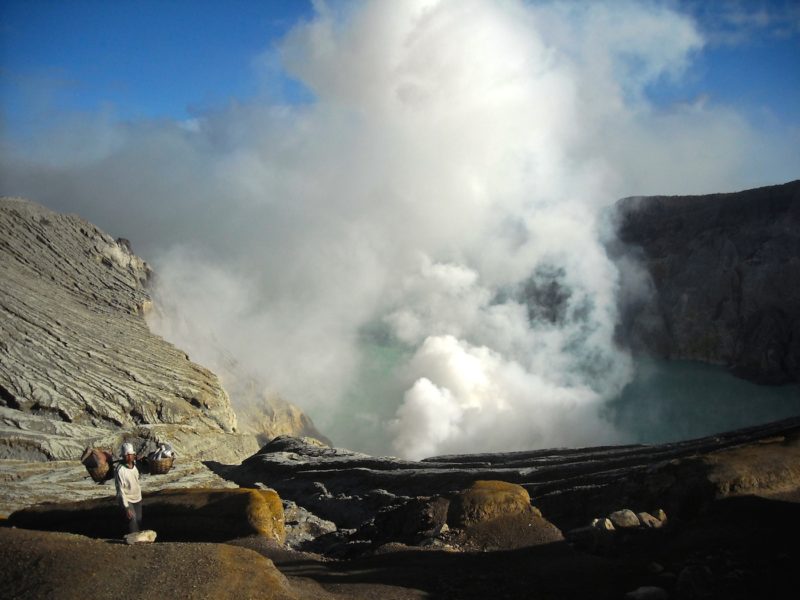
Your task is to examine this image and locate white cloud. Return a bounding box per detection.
[2,0,799,457]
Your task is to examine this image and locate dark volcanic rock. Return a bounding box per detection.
[613,180,800,384]
[7,487,286,543]
[215,417,800,533]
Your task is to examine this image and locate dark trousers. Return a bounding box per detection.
[125,501,143,533]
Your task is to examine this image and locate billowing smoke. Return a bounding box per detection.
[2,1,798,458]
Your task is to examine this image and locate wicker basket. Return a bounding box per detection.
[148,456,174,474]
[81,447,114,483]
[86,463,111,483]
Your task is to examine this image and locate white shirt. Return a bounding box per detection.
[114,463,142,507]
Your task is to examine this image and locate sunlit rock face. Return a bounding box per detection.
[0,198,320,463]
[0,197,239,460]
[614,180,800,384]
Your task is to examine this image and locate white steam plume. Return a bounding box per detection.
[2,1,799,458]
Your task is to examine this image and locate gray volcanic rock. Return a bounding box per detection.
[282,499,338,549]
[1,197,325,465]
[0,197,240,460]
[217,417,800,533]
[613,180,800,384]
[220,383,331,447]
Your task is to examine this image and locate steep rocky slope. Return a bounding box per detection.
[614,180,800,384]
[0,197,321,464]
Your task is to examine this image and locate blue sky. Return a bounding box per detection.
[661,0,800,131]
[1,0,798,137]
[0,1,316,131]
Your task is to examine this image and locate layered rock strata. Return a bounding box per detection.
[613,179,800,384]
[0,197,325,466]
[0,197,241,460]
[217,417,800,535]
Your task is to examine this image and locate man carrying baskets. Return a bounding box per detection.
[115,443,143,533]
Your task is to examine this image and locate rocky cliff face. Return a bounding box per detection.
[0,197,242,460]
[613,180,800,384]
[0,197,322,462]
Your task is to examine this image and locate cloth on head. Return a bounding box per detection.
[121,442,135,456]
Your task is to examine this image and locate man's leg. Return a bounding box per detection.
[128,502,142,533]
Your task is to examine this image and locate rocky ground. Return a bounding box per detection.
[2,417,799,599]
[2,482,798,599]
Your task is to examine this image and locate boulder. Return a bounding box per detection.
[282,500,337,549]
[608,509,641,529]
[444,481,561,551]
[637,511,663,528]
[369,496,450,545]
[451,511,564,552]
[625,586,669,600]
[447,480,538,527]
[592,518,615,531]
[145,488,286,543]
[124,529,156,544]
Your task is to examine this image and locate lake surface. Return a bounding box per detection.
[321,348,800,456]
[604,358,800,444]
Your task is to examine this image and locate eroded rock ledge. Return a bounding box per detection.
[216,417,800,535]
